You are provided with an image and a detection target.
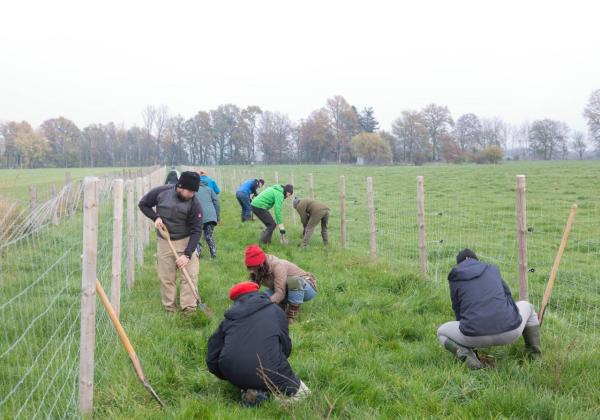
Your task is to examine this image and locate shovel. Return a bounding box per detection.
[156,224,212,316]
[95,280,165,407]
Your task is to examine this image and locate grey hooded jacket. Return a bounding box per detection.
[448,259,522,336]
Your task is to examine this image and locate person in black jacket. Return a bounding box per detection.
[138,171,203,314]
[437,249,542,369]
[206,281,310,406]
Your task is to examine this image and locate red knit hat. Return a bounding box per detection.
[245,244,266,267]
[229,281,260,300]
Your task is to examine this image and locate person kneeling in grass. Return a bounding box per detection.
[206,281,310,407]
[437,249,542,369]
[244,244,317,324]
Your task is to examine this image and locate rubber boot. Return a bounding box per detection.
[286,304,301,324]
[522,325,542,359]
[443,338,483,370]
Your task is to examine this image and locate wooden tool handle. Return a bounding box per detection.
[96,280,145,381]
[538,204,577,325]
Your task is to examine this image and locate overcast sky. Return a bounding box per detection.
[1,0,598,133]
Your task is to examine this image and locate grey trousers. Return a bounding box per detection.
[437,301,539,349]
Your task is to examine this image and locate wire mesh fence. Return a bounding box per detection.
[0,166,165,418]
[202,164,600,336]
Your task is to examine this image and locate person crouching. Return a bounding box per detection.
[244,244,317,324]
[437,249,542,369]
[206,281,310,406]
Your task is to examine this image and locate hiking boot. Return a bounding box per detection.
[241,388,269,407]
[286,304,301,324]
[522,325,542,359]
[443,338,483,370]
[182,307,197,317]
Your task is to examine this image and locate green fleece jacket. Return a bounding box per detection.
[251,184,285,224]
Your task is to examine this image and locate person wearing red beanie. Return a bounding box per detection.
[244,244,318,324]
[228,281,260,300]
[206,280,310,406]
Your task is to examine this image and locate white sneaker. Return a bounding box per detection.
[289,380,310,402]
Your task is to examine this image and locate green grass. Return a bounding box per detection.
[2,161,600,418]
[0,167,144,201]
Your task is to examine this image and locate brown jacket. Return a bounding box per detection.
[295,199,330,227]
[259,254,317,303]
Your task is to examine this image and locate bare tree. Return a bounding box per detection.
[326,96,359,163]
[454,113,482,152]
[421,104,453,161]
[529,119,569,160]
[583,89,600,150]
[571,130,587,159]
[392,110,430,163]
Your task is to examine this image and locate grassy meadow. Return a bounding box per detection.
[0,167,144,202]
[1,161,600,418]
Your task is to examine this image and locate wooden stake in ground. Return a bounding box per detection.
[111,179,124,318]
[79,177,98,415]
[538,204,578,326]
[366,177,377,260]
[95,280,165,407]
[126,180,135,290]
[416,176,426,275]
[156,224,212,316]
[340,175,347,248]
[515,175,529,300]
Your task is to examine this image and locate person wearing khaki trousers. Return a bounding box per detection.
[139,171,204,314]
[156,236,200,312]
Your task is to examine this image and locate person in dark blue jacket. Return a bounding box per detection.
[236,178,265,221]
[206,281,310,406]
[437,249,541,369]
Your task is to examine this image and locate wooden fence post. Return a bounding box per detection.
[417,176,427,275]
[29,185,37,211]
[143,176,151,246]
[291,173,297,225]
[340,175,347,247]
[516,175,528,300]
[366,177,377,259]
[135,177,144,266]
[79,177,98,415]
[308,173,314,199]
[64,171,72,215]
[111,179,124,318]
[51,185,60,225]
[126,180,135,290]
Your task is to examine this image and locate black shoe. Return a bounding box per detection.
[241,389,269,407]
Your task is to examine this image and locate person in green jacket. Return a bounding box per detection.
[293,197,330,247]
[251,184,294,244]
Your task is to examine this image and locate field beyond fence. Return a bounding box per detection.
[1,161,599,418]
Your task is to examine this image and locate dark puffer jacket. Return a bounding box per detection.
[206,292,299,394]
[448,259,522,336]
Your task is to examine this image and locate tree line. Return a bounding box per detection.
[1,90,599,168]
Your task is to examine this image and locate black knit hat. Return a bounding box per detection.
[177,171,200,192]
[283,184,294,195]
[456,248,478,264]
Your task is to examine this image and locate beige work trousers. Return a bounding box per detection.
[156,236,199,312]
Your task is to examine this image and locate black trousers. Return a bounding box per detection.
[251,206,276,244]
